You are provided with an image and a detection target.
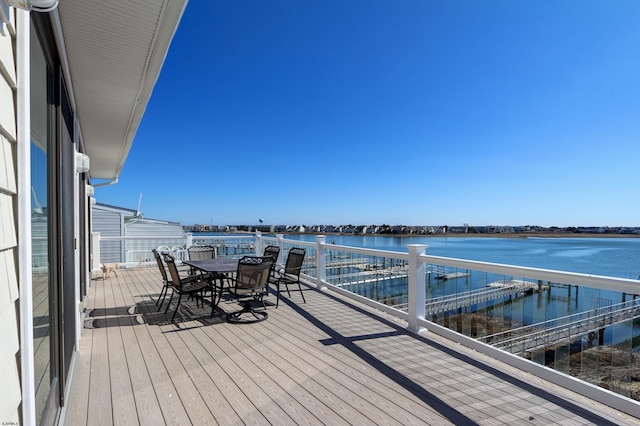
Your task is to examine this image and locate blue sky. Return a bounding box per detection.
[96,1,640,228]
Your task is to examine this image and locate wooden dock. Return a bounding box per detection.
[65,266,638,425]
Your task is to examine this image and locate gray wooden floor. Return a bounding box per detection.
[66,266,639,425]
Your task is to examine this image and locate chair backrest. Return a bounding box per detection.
[188,245,216,260]
[152,249,169,282]
[234,256,274,292]
[284,247,306,278]
[163,254,183,288]
[263,245,280,263]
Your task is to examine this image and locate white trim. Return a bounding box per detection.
[16,9,35,426]
[49,9,76,115]
[73,153,80,348]
[56,349,78,426]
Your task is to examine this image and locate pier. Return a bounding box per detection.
[427,279,547,316]
[433,265,470,280]
[326,258,409,286]
[392,279,547,315]
[481,298,640,356]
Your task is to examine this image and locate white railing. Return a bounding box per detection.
[92,231,640,416]
[98,233,257,267]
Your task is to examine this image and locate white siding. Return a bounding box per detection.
[0,5,21,423]
[0,77,15,136]
[0,133,16,192]
[126,220,185,237]
[92,207,124,263]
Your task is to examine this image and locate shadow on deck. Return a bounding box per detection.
[66,267,638,425]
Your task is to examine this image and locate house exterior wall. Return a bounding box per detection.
[0,8,23,424]
[0,2,187,423]
[92,204,187,264]
[92,205,125,263]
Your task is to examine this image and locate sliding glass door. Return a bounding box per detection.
[30,18,59,425]
[30,14,79,424]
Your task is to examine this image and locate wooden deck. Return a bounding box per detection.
[66,266,639,425]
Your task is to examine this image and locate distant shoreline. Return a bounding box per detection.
[192,231,640,239]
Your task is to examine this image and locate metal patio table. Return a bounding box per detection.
[182,257,241,312]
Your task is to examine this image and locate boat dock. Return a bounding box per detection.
[482,298,640,356]
[391,279,546,315]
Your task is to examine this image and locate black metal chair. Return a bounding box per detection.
[226,256,274,323]
[187,244,215,272]
[271,247,306,307]
[188,245,216,260]
[263,245,280,264]
[263,245,281,281]
[152,249,172,309]
[163,253,212,322]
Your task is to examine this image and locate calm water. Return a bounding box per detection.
[282,234,640,280]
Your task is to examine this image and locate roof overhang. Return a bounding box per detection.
[52,0,188,180]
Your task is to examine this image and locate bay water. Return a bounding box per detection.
[283,234,640,280]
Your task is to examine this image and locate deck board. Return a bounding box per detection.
[114,271,167,426]
[87,270,113,426]
[105,274,139,426]
[169,330,245,425]
[66,266,640,426]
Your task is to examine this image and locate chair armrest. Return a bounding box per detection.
[178,273,200,284]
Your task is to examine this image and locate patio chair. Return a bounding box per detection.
[187,245,217,277]
[163,253,213,322]
[226,256,274,323]
[188,244,217,260]
[271,247,306,307]
[152,248,172,309]
[263,245,281,280]
[263,245,280,264]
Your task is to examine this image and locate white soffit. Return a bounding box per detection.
[55,0,188,180]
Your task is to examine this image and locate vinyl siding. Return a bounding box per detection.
[0,6,21,423]
[125,220,185,262]
[92,204,186,263]
[92,207,124,263]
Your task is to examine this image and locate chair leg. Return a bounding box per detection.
[171,293,183,322]
[156,285,166,305]
[156,285,168,310]
[227,300,268,323]
[164,291,175,313]
[275,282,281,308]
[297,281,306,303]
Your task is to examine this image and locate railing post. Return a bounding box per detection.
[407,244,427,333]
[276,234,284,263]
[255,231,263,255]
[185,232,193,249]
[316,235,326,289]
[91,231,102,279]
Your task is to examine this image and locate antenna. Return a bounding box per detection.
[136,193,143,217]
